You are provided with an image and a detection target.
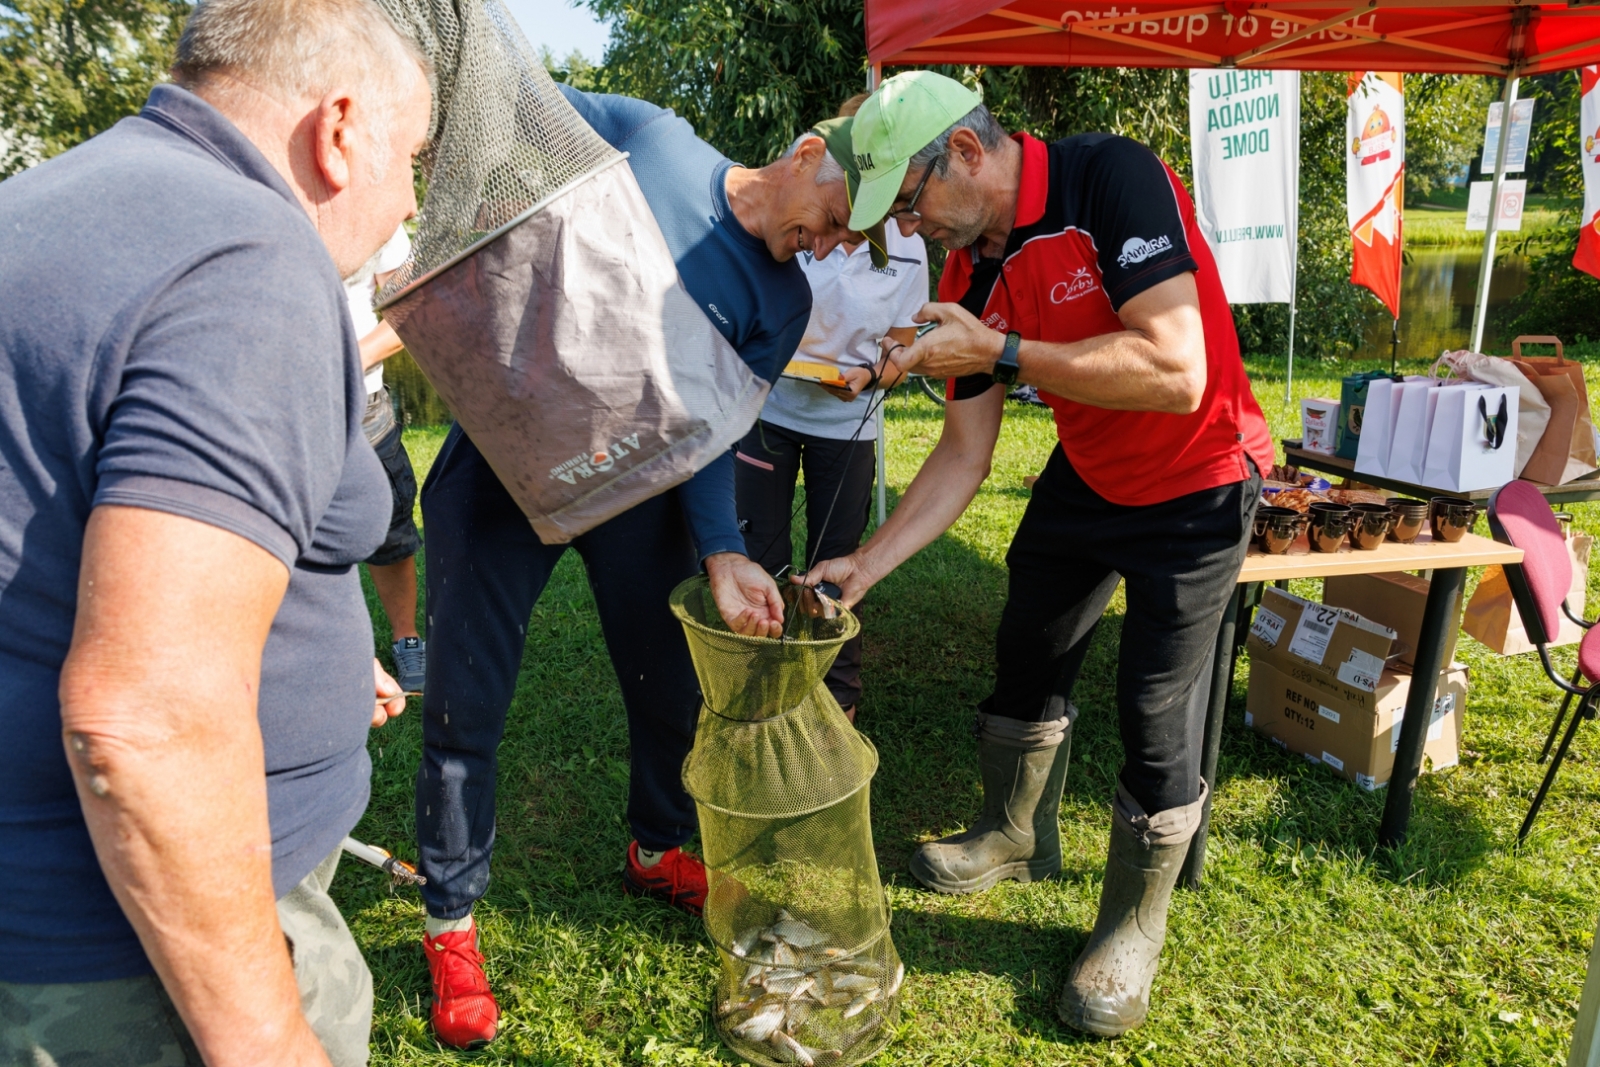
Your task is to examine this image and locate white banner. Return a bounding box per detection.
[1189,69,1300,304]
[1466,179,1526,232]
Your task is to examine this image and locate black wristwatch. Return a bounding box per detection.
[992,331,1022,386]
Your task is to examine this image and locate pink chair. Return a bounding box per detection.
[1486,480,1598,843]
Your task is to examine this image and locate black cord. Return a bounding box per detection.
[749,368,893,569]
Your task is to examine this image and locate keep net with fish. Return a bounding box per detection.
[670,578,902,1067]
[370,0,767,544]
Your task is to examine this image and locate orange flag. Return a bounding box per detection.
[1347,72,1404,318]
[1576,66,1600,279]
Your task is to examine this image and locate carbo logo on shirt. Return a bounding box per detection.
[706,303,730,326]
[1049,268,1097,303]
[1116,235,1173,267]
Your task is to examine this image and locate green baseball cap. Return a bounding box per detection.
[848,71,983,232]
[809,116,889,268]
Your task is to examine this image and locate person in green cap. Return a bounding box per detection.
[736,94,929,725]
[802,70,1275,1038]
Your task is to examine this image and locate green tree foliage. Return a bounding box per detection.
[539,45,599,91]
[1505,69,1600,342]
[0,0,188,178]
[587,0,865,167]
[1404,74,1495,203]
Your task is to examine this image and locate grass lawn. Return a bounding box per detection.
[347,353,1600,1065]
[1407,189,1572,248]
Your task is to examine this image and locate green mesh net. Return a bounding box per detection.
[671,577,901,1067]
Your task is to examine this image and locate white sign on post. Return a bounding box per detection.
[1480,99,1536,174]
[1467,178,1527,232]
[1189,69,1300,303]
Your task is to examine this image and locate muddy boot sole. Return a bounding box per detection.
[908,849,1060,895]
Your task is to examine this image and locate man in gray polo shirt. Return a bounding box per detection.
[0,0,430,1063]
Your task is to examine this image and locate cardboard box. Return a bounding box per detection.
[1323,571,1459,669]
[1245,659,1466,790]
[1247,587,1397,707]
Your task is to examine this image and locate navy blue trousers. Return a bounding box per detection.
[415,426,703,919]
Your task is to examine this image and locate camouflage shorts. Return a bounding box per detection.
[0,846,372,1067]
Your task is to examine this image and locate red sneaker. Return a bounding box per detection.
[623,841,708,915]
[423,922,499,1048]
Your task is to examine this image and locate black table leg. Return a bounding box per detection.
[1181,583,1246,888]
[1378,566,1466,848]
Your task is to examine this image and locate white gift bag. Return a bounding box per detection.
[1420,384,1519,492]
[1388,381,1447,484]
[1354,377,1401,478]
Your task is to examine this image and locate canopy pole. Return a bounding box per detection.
[869,61,888,527]
[1285,81,1303,404]
[1469,73,1520,353]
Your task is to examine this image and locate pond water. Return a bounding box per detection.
[384,349,453,428]
[1357,247,1529,363]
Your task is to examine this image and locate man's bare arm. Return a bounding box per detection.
[59,506,332,1067]
[801,384,1004,605]
[891,272,1207,415]
[359,319,404,372]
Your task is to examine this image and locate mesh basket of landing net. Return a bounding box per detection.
[671,578,902,1067]
[370,0,765,544]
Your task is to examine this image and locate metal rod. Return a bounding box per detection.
[1468,74,1519,353]
[1180,583,1244,889]
[1378,566,1466,847]
[1391,316,1399,375]
[341,836,427,886]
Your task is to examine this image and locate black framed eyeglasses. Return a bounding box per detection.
[889,156,941,222]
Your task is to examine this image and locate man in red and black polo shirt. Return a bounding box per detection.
[804,71,1274,1037]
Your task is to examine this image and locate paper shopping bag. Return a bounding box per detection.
[1465,531,1592,652]
[1421,384,1518,493]
[1436,349,1550,479]
[1388,380,1448,484]
[1335,371,1398,460]
[1354,377,1401,479]
[1510,336,1598,485]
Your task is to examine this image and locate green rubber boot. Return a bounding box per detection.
[1057,781,1207,1038]
[908,705,1074,895]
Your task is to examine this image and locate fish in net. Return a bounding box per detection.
[369,0,767,543]
[671,577,902,1066]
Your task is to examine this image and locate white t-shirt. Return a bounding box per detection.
[759,225,929,441]
[345,226,412,396]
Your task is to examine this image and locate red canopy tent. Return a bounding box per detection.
[866,1,1600,76]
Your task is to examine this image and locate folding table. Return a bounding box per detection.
[1180,530,1524,888]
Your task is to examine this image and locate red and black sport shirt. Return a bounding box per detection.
[942,132,1274,507]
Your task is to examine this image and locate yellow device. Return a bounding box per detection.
[781,359,847,386]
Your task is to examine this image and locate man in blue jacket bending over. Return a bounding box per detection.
[415,86,862,1048]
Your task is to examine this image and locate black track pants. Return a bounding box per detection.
[414,425,703,919]
[734,419,876,708]
[991,446,1259,815]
